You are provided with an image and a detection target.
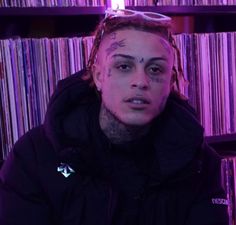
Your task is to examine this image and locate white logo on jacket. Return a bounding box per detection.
[57,163,75,178]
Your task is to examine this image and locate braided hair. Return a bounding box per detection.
[83,14,188,98]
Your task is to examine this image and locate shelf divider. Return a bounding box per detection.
[1,6,236,16]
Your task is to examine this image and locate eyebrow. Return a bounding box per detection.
[111,54,168,62]
[149,57,168,62]
[111,54,135,60]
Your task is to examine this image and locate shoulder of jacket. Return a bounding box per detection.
[198,143,224,191]
[10,125,59,170]
[201,143,222,167]
[16,125,80,183]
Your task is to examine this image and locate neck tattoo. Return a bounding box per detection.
[99,103,150,144]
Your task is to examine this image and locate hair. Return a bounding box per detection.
[83,14,188,98]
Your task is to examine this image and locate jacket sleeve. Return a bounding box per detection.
[0,132,52,225]
[185,146,229,225]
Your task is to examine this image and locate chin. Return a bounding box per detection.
[121,116,153,127]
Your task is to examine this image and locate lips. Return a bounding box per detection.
[124,97,150,105]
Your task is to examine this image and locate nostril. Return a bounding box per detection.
[131,82,149,90]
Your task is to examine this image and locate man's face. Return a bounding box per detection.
[93,29,174,126]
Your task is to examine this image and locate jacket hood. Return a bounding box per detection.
[44,70,204,181]
[44,70,96,150]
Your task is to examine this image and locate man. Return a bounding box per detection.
[0,8,229,225]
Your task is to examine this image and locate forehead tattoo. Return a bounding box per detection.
[106,39,126,57]
[139,58,144,63]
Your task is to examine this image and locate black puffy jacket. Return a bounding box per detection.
[0,71,229,225]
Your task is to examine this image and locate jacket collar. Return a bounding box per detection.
[44,70,96,151]
[151,92,204,179]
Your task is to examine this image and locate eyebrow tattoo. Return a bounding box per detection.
[106,39,126,57]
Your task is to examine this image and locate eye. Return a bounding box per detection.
[116,64,132,72]
[146,65,162,75]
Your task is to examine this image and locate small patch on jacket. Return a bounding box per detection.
[57,163,75,178]
[211,198,229,205]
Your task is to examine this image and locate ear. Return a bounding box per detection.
[92,64,103,91]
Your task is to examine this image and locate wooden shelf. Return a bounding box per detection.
[206,133,236,154]
[127,6,236,15]
[0,6,106,16]
[0,6,236,16]
[206,133,236,144]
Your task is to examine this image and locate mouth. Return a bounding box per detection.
[124,97,150,105]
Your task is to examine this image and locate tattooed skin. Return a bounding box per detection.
[99,103,150,144]
[110,32,116,40]
[107,68,112,77]
[139,58,144,63]
[149,76,166,83]
[106,39,126,57]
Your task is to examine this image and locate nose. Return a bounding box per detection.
[130,71,150,90]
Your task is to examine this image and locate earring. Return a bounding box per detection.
[97,87,101,92]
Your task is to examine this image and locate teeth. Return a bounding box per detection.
[130,99,145,104]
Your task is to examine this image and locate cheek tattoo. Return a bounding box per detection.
[107,68,112,77]
[149,76,166,83]
[106,39,126,57]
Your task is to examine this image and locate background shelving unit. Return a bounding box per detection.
[1,6,236,38]
[0,7,105,38]
[0,6,236,15]
[0,5,235,157]
[0,6,235,223]
[0,6,106,15]
[206,133,236,155]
